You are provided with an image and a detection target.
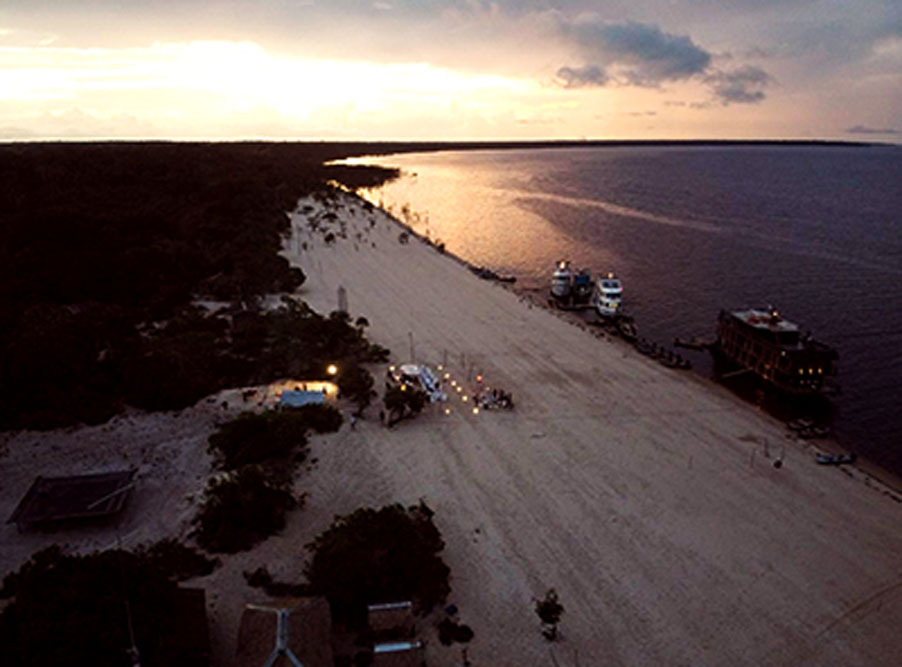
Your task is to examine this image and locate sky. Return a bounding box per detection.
[1,1,899,141]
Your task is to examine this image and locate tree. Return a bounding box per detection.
[383,385,427,426]
[305,502,450,628]
[535,588,564,641]
[338,365,376,415]
[0,543,217,667]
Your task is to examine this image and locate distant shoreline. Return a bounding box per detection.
[2,138,893,151]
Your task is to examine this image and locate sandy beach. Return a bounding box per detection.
[3,188,902,665]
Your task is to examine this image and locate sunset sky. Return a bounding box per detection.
[1,1,899,141]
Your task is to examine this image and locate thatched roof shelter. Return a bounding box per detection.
[7,469,136,530]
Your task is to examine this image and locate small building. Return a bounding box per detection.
[235,597,333,667]
[7,469,137,531]
[368,601,415,636]
[373,641,425,667]
[279,389,326,408]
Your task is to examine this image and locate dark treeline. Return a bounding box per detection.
[0,142,401,430]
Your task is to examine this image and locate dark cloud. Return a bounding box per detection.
[560,19,711,87]
[555,64,608,88]
[846,125,898,135]
[704,65,771,104]
[554,17,773,106]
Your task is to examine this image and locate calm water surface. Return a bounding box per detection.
[350,146,902,475]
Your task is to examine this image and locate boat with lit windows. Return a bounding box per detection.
[550,260,574,301]
[593,272,623,317]
[714,307,838,395]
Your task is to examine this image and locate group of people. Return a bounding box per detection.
[475,388,514,410]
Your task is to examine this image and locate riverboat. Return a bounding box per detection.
[714,307,838,395]
[594,272,623,317]
[550,260,573,301]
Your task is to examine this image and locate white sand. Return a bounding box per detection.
[2,188,901,666]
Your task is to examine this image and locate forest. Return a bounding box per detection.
[0,142,405,429]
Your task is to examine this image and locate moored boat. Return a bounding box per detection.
[572,269,594,305]
[714,307,838,395]
[594,272,623,317]
[550,260,573,301]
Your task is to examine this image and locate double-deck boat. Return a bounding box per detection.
[594,272,623,317]
[715,307,838,395]
[550,260,574,301]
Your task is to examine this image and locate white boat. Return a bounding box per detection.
[550,260,573,300]
[594,272,623,317]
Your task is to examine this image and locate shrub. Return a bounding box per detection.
[195,465,297,553]
[207,405,341,471]
[437,618,474,645]
[535,588,564,641]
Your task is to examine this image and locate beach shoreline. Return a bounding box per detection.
[2,186,901,665]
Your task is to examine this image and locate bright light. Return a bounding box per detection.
[326,364,338,376]
[462,395,468,402]
[444,408,451,415]
[472,407,480,414]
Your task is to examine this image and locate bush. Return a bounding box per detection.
[195,465,297,553]
[207,405,341,471]
[305,502,450,628]
[437,618,474,645]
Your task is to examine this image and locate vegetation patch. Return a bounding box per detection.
[0,541,217,667]
[207,405,341,471]
[194,465,298,553]
[0,143,399,430]
[383,385,428,427]
[305,502,451,628]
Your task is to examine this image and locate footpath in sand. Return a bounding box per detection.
[285,190,902,666]
[2,188,901,666]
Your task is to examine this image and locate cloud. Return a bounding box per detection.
[704,65,771,104]
[554,64,608,88]
[559,18,711,87]
[552,17,773,106]
[846,125,898,135]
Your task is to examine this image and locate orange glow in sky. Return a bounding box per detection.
[0,2,899,141]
